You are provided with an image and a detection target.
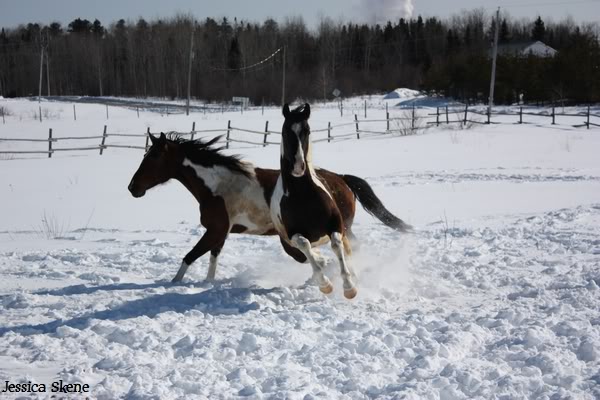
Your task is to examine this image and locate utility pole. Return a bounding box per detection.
[281,45,286,106]
[45,30,50,96]
[488,7,500,118]
[38,35,46,103]
[186,22,195,116]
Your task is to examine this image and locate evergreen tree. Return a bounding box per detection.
[68,18,92,34]
[532,16,545,41]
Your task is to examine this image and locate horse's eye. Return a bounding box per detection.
[146,148,160,159]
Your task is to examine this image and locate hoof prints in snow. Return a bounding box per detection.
[0,205,599,398]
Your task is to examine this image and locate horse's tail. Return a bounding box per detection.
[342,174,413,233]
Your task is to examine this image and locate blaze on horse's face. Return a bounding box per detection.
[128,133,175,198]
[281,103,311,178]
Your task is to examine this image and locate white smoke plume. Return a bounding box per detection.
[358,0,414,24]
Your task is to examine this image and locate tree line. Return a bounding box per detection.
[0,11,598,105]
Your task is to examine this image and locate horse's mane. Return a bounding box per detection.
[167,133,253,178]
[285,104,310,124]
[290,104,308,114]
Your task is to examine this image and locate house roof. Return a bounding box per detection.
[497,40,557,57]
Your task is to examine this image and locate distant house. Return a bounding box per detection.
[497,40,557,58]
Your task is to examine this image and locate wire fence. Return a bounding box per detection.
[0,105,598,158]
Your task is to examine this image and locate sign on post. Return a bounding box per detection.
[232,97,250,109]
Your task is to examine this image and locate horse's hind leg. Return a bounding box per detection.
[206,239,226,281]
[343,233,352,257]
[331,232,357,299]
[342,230,358,280]
[290,234,333,294]
[346,227,360,253]
[172,228,227,282]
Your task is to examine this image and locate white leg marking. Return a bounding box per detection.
[291,234,333,293]
[331,232,357,298]
[206,254,218,281]
[270,176,287,237]
[172,261,190,283]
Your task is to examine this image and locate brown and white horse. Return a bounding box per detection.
[270,103,412,299]
[128,132,411,283]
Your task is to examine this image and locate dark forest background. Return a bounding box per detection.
[0,10,598,105]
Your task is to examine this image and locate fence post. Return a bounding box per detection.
[263,121,269,147]
[487,108,491,124]
[106,104,109,120]
[73,104,77,121]
[446,106,449,124]
[327,122,331,143]
[1,107,4,124]
[191,122,196,140]
[39,105,42,122]
[464,104,468,125]
[48,128,52,158]
[226,120,231,149]
[552,105,556,125]
[355,114,360,139]
[519,106,523,124]
[436,107,440,126]
[145,128,150,151]
[386,111,390,132]
[137,106,140,118]
[340,99,343,117]
[587,105,590,130]
[99,125,108,155]
[411,105,415,133]
[364,100,367,119]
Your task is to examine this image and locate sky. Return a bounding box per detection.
[0,0,599,30]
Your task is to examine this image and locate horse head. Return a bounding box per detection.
[281,103,311,177]
[128,132,181,197]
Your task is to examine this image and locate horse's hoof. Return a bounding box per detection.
[320,282,334,294]
[344,287,358,299]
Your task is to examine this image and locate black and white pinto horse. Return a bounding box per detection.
[270,104,412,299]
[128,132,411,284]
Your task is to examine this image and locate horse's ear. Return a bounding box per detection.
[159,132,169,151]
[149,132,159,145]
[282,103,290,119]
[302,103,311,119]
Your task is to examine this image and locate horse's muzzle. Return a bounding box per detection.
[292,161,306,177]
[128,182,146,198]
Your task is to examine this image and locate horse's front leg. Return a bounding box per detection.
[290,234,333,294]
[172,229,228,282]
[330,232,357,299]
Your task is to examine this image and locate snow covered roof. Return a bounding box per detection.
[383,88,422,100]
[497,40,557,58]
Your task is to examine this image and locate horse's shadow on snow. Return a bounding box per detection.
[32,281,173,297]
[0,281,280,337]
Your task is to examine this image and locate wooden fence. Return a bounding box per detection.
[0,105,598,157]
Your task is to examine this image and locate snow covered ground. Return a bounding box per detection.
[0,96,599,399]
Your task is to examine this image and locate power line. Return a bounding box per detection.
[498,0,599,7]
[207,47,282,72]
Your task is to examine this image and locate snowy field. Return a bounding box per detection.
[0,96,599,399]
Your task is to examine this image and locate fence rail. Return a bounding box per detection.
[0,105,598,157]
